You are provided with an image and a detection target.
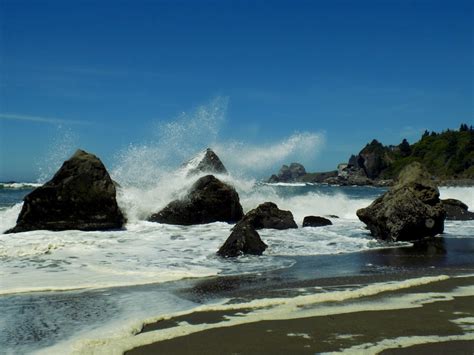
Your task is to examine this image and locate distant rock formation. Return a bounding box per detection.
[302,216,332,227]
[186,148,227,176]
[240,202,297,230]
[6,149,125,233]
[356,162,446,242]
[441,199,474,220]
[217,222,268,258]
[267,163,306,183]
[148,175,243,225]
[356,139,391,179]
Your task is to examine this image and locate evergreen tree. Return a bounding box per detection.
[399,138,411,157]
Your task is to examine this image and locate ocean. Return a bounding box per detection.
[1,176,473,354]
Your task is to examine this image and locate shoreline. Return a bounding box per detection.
[125,275,474,355]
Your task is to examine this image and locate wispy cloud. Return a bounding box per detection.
[0,113,91,126]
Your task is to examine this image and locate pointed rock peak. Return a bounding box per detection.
[188,148,227,176]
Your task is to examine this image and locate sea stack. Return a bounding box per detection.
[186,148,227,176]
[6,149,125,233]
[356,162,445,242]
[148,175,243,225]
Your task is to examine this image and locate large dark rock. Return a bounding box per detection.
[217,222,268,257]
[187,148,227,176]
[6,150,125,233]
[240,202,297,230]
[302,216,332,227]
[148,175,243,225]
[356,162,445,242]
[442,199,474,220]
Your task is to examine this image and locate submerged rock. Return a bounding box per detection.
[356,162,445,242]
[240,202,297,230]
[302,216,332,227]
[148,175,243,225]
[187,148,227,176]
[217,222,268,257]
[442,199,474,220]
[6,149,125,233]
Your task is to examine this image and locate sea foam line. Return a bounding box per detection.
[325,333,474,355]
[63,274,474,355]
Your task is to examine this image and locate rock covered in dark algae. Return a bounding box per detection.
[148,175,244,225]
[217,222,268,257]
[5,149,125,233]
[240,202,297,230]
[356,162,445,242]
[302,216,333,227]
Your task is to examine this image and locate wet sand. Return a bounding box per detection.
[127,275,474,355]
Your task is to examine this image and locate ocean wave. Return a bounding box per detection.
[0,182,42,190]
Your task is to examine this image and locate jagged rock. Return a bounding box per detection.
[148,175,243,225]
[217,222,267,257]
[267,163,306,182]
[187,148,227,176]
[240,202,297,230]
[356,139,391,179]
[302,216,332,227]
[6,150,125,233]
[442,199,474,220]
[356,162,445,242]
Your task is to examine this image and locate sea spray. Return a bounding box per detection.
[36,126,78,183]
[109,96,326,221]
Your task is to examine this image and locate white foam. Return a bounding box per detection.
[0,203,22,233]
[327,333,474,354]
[265,182,308,187]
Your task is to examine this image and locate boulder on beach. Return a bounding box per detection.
[240,202,297,230]
[217,222,268,257]
[441,199,474,220]
[187,148,227,176]
[6,149,125,233]
[302,216,332,227]
[148,175,243,225]
[356,162,446,242]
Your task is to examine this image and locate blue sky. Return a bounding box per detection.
[0,0,472,181]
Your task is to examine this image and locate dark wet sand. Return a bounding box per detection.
[127,276,474,355]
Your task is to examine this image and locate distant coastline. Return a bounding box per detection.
[268,124,474,187]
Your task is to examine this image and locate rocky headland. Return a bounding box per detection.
[267,124,474,187]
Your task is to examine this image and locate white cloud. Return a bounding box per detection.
[0,113,91,125]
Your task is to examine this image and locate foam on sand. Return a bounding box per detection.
[59,274,474,355]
